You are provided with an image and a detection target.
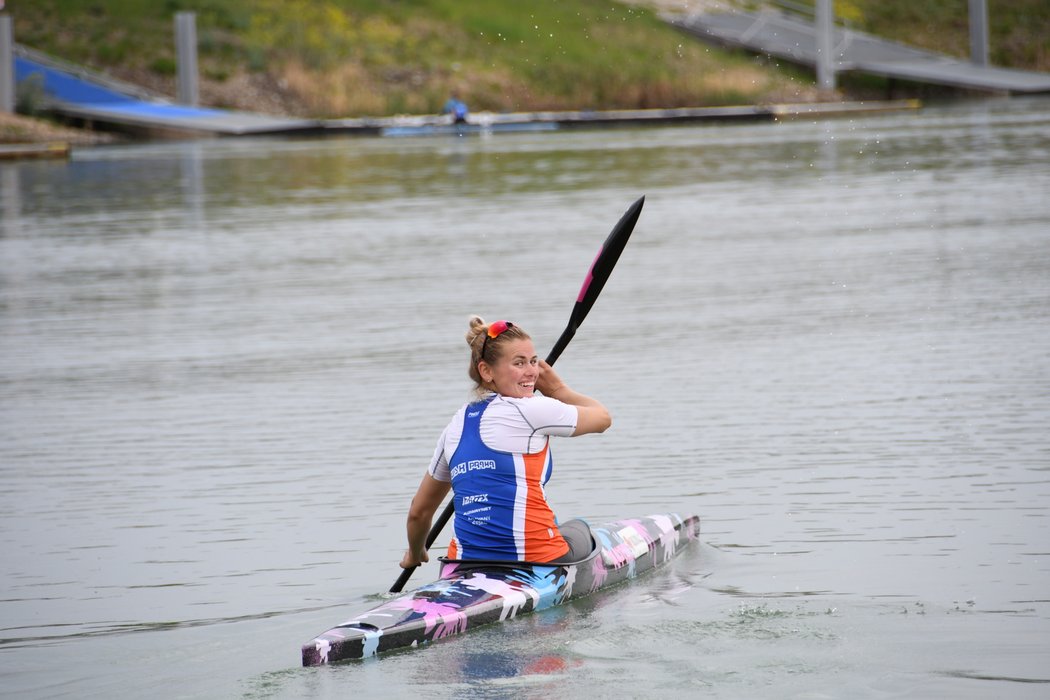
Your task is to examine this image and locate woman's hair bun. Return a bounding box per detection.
[466,315,487,346]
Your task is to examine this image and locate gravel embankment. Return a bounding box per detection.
[0,112,119,145]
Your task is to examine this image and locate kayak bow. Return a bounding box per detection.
[303,512,699,665]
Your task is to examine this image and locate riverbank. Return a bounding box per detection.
[4,0,1045,145]
[0,112,120,147]
[1,0,837,121]
[9,0,1046,124]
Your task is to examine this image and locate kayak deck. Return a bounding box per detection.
[302,512,700,665]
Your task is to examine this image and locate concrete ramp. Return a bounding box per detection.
[14,47,321,136]
[669,11,1050,94]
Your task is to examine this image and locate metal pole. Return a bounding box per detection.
[968,0,989,66]
[175,11,198,106]
[0,14,14,113]
[815,0,836,90]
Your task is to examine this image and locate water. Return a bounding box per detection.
[1,96,1048,699]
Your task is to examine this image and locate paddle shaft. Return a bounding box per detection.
[389,196,644,593]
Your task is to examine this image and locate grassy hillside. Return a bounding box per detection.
[8,1,1049,120]
[10,0,815,118]
[10,0,818,117]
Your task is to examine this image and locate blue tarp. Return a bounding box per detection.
[15,56,226,119]
[11,54,323,134]
[16,56,137,105]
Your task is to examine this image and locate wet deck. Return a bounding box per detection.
[668,10,1050,94]
[324,100,921,137]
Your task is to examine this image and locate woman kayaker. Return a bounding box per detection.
[400,316,611,567]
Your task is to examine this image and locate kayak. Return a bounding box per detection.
[302,512,699,665]
[381,121,559,137]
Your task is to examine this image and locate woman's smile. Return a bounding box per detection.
[484,338,539,398]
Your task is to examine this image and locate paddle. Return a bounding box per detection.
[389,195,645,594]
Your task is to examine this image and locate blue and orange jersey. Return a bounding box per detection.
[446,397,569,562]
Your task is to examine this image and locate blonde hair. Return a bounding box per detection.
[466,315,531,393]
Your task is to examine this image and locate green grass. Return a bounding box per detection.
[8,0,814,116]
[8,0,1047,117]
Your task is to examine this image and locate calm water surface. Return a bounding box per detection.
[2,97,1049,699]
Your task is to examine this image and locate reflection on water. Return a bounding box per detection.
[2,97,1049,699]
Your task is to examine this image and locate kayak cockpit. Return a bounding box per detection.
[436,519,600,577]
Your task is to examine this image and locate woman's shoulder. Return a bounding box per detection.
[441,401,471,429]
[494,393,559,406]
[446,395,495,424]
[491,394,571,419]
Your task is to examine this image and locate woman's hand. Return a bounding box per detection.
[400,549,429,569]
[535,360,611,435]
[535,360,568,398]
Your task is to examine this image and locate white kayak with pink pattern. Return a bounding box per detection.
[302,512,700,665]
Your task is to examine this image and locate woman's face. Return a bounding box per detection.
[480,338,539,399]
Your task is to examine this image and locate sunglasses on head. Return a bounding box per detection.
[480,320,514,360]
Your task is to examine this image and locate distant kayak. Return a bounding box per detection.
[302,512,699,665]
[381,121,559,137]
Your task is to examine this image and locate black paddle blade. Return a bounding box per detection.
[547,195,645,366]
[576,195,645,323]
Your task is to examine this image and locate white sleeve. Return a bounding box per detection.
[426,426,451,482]
[481,395,578,454]
[427,406,466,482]
[519,395,578,437]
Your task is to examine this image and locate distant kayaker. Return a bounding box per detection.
[442,95,469,124]
[400,316,611,568]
